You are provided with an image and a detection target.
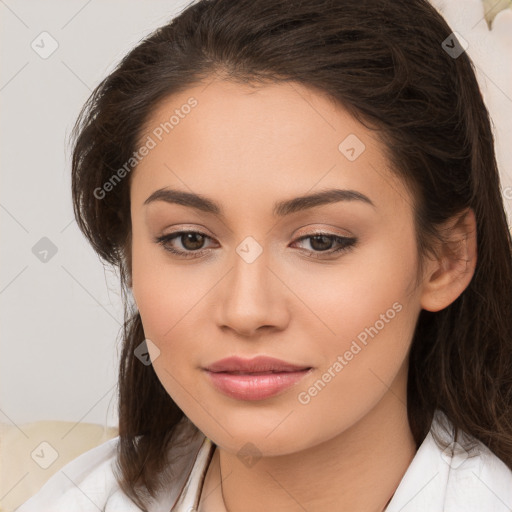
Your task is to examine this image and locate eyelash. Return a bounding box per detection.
[154,230,357,260]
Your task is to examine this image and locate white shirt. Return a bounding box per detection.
[15,410,512,511]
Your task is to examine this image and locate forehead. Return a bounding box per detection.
[137,78,370,157]
[130,79,411,217]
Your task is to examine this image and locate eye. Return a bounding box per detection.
[154,230,357,259]
[154,230,216,259]
[290,233,357,258]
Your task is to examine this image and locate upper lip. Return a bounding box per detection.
[204,355,312,373]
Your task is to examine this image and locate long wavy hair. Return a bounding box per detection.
[70,0,512,509]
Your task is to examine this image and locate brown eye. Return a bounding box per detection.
[291,233,357,258]
[179,232,207,251]
[154,230,215,259]
[308,235,335,251]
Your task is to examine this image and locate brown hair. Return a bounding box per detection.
[70,0,512,509]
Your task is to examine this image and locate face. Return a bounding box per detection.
[129,78,425,456]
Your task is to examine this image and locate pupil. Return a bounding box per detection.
[183,233,204,250]
[310,235,332,251]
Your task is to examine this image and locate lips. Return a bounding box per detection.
[204,355,312,374]
[203,356,313,400]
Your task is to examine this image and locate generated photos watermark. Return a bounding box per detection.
[297,301,403,405]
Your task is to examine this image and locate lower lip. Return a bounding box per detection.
[204,369,312,401]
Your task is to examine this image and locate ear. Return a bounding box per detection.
[420,208,477,312]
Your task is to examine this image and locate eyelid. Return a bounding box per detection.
[294,225,354,239]
[160,223,352,239]
[161,224,216,237]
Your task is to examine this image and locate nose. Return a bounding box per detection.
[215,247,290,338]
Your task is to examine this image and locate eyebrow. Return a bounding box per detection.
[143,187,376,217]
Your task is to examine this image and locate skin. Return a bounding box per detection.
[129,77,477,512]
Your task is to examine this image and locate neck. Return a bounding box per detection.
[198,363,418,512]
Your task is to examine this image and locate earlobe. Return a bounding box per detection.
[420,208,478,312]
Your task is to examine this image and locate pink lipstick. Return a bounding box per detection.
[203,355,313,401]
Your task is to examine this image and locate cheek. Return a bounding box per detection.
[130,246,205,408]
[131,246,173,340]
[131,237,180,368]
[290,231,419,400]
[131,231,194,338]
[290,230,419,346]
[290,284,417,446]
[130,236,215,382]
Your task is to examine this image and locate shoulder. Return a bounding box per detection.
[431,409,512,511]
[443,429,512,511]
[16,417,206,512]
[387,410,512,512]
[14,435,145,512]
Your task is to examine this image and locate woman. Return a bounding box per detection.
[17,0,512,510]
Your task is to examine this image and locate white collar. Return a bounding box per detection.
[171,410,512,511]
